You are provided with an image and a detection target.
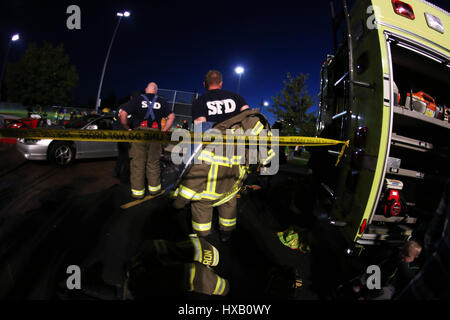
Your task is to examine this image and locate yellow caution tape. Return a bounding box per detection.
[0,128,349,148]
[0,128,350,165]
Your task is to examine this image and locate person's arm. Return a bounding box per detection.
[162,113,175,132]
[191,98,207,124]
[194,116,207,124]
[120,110,132,131]
[120,96,138,130]
[238,94,249,112]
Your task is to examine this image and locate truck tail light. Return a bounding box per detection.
[392,0,415,20]
[359,219,368,235]
[354,127,368,148]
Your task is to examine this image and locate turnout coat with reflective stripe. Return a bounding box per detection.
[172,109,272,208]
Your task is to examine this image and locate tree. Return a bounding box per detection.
[5,41,78,107]
[267,73,316,136]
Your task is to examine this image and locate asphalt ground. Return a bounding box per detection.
[0,143,371,301]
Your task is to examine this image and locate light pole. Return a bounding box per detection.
[234,66,244,94]
[95,11,130,112]
[0,33,20,101]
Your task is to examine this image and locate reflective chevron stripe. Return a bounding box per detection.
[213,276,227,295]
[148,184,161,192]
[219,216,236,227]
[192,220,212,232]
[131,188,145,196]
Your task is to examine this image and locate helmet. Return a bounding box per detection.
[102,108,111,113]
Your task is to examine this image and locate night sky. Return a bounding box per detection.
[1,0,449,123]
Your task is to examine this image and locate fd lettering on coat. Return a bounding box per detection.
[207,99,236,115]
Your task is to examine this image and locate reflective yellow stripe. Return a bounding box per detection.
[178,185,202,200]
[148,184,161,192]
[192,220,212,232]
[174,186,222,201]
[218,277,226,295]
[231,156,243,165]
[189,236,202,263]
[212,245,219,267]
[200,192,221,200]
[188,263,195,291]
[198,150,214,164]
[251,121,264,136]
[199,151,241,167]
[231,127,244,135]
[207,164,218,194]
[213,165,248,207]
[219,216,236,227]
[200,150,214,157]
[214,192,237,207]
[131,188,145,196]
[213,277,226,295]
[262,148,276,165]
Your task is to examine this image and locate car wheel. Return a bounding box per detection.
[49,142,75,166]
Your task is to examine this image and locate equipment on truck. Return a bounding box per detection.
[405,91,437,118]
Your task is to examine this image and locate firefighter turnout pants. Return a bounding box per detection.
[125,236,229,298]
[129,128,162,198]
[191,196,237,237]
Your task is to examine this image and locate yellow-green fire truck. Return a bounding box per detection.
[313,0,449,251]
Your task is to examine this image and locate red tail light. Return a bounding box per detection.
[354,127,368,149]
[392,0,415,20]
[359,219,368,235]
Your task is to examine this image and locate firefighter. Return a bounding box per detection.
[172,70,273,243]
[120,82,175,199]
[124,235,229,298]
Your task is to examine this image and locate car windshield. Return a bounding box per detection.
[65,115,100,129]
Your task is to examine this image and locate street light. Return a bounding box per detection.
[234,66,244,94]
[0,33,20,101]
[263,101,269,107]
[95,11,130,112]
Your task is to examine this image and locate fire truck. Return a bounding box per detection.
[312,0,449,252]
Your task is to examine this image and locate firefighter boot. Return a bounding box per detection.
[219,230,233,243]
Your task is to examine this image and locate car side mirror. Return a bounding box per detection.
[86,124,98,130]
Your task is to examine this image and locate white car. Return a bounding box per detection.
[16,115,119,166]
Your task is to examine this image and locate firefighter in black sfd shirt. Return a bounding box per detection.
[120,82,175,199]
[192,76,249,125]
[189,70,249,243]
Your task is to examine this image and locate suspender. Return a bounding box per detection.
[141,94,158,122]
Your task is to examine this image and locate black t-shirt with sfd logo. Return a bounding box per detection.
[192,89,247,124]
[121,93,172,129]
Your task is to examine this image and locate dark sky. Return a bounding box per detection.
[1,0,449,123]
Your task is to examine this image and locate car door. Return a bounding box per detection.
[76,117,118,159]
